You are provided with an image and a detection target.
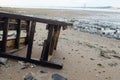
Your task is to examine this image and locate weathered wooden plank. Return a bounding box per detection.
[15,19,21,49]
[54,26,61,50]
[1,18,9,52]
[41,24,54,61]
[0,12,72,26]
[25,21,30,45]
[26,21,36,59]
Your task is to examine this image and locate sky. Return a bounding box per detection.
[0,0,120,8]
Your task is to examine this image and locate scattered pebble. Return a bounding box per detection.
[81,56,84,58]
[24,73,37,80]
[0,57,8,65]
[75,50,78,51]
[94,69,97,71]
[63,57,65,60]
[40,70,47,73]
[78,53,80,54]
[97,63,104,68]
[98,71,101,74]
[52,73,67,80]
[103,71,105,73]
[18,61,36,69]
[90,58,95,60]
[68,53,71,54]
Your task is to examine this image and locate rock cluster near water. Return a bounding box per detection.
[69,18,120,39]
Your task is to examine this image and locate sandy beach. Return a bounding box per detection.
[0,7,120,80]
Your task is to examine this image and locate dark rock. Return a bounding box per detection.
[90,58,95,60]
[52,74,67,80]
[81,56,84,58]
[63,57,65,60]
[97,63,104,68]
[68,53,71,54]
[24,73,36,80]
[75,50,78,51]
[40,70,47,73]
[112,55,120,59]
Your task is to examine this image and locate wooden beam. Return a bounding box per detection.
[15,19,21,49]
[41,24,54,61]
[1,18,9,52]
[54,26,61,50]
[25,20,30,45]
[26,21,36,59]
[0,12,72,26]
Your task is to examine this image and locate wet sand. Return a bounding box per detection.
[0,8,120,80]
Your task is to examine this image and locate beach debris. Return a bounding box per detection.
[52,74,67,80]
[97,63,104,68]
[90,58,95,60]
[0,57,8,65]
[40,70,47,73]
[24,73,37,80]
[100,51,111,59]
[62,57,65,60]
[18,61,36,69]
[108,63,118,67]
[100,50,117,59]
[81,56,84,58]
[75,49,79,51]
[68,52,71,54]
[112,55,120,60]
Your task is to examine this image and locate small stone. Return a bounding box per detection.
[24,73,36,80]
[63,57,65,60]
[81,56,84,58]
[94,69,97,71]
[98,72,101,74]
[24,73,33,80]
[103,71,105,73]
[68,53,71,54]
[52,74,67,80]
[75,50,78,51]
[97,63,104,68]
[40,70,47,73]
[0,57,8,65]
[90,58,95,60]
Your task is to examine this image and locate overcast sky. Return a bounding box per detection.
[0,0,120,8]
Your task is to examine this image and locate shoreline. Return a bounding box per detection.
[0,7,120,39]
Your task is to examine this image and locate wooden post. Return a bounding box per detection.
[25,21,30,45]
[54,26,61,50]
[41,24,54,61]
[26,21,36,59]
[15,19,21,49]
[1,18,9,52]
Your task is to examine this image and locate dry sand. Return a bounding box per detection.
[0,8,120,80]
